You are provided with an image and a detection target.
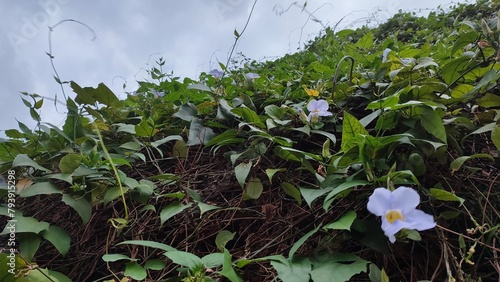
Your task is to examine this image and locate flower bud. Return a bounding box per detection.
[297,108,308,124]
[481,19,493,35]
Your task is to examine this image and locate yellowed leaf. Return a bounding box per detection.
[16,178,33,193]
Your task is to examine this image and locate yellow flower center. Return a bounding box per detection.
[385,210,404,224]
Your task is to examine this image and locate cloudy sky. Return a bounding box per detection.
[0,0,468,135]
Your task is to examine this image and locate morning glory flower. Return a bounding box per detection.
[244,72,260,80]
[307,99,333,122]
[210,69,224,79]
[148,88,165,97]
[367,186,436,243]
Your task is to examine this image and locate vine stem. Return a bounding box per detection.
[331,55,355,100]
[221,0,258,79]
[94,124,129,227]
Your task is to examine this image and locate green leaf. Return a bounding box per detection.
[197,202,220,216]
[116,240,176,252]
[299,187,333,208]
[430,188,465,205]
[187,118,215,146]
[164,250,203,269]
[219,248,243,282]
[18,234,41,261]
[173,103,198,122]
[102,253,132,262]
[289,225,321,258]
[244,177,263,200]
[450,153,494,172]
[492,125,500,150]
[19,182,62,197]
[150,135,183,148]
[265,168,285,184]
[116,123,136,134]
[202,253,225,268]
[145,259,167,270]
[310,256,368,282]
[323,181,368,210]
[419,106,447,143]
[216,230,235,252]
[271,257,312,282]
[341,112,368,152]
[206,129,242,147]
[477,93,500,108]
[58,153,82,174]
[439,210,462,219]
[355,32,373,49]
[232,107,265,128]
[187,83,214,92]
[0,216,49,234]
[440,56,473,85]
[135,117,156,137]
[62,97,84,140]
[451,84,474,99]
[72,81,96,105]
[381,268,390,282]
[451,31,478,56]
[95,83,121,107]
[470,69,500,94]
[367,94,400,110]
[124,261,147,280]
[12,154,50,172]
[311,129,337,145]
[62,194,92,224]
[280,182,302,205]
[41,225,70,257]
[160,201,191,226]
[234,161,252,188]
[323,210,357,231]
[369,264,382,282]
[47,270,72,282]
[119,141,142,151]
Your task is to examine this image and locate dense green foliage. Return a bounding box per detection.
[1,1,499,281]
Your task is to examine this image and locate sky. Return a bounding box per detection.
[0,0,469,135]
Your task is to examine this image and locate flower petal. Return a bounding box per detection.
[307,100,318,112]
[319,110,333,117]
[367,188,392,216]
[317,100,329,111]
[405,209,436,231]
[381,218,412,243]
[390,186,420,214]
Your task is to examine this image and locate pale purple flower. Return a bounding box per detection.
[367,186,436,243]
[244,72,260,80]
[210,69,224,79]
[306,99,333,122]
[149,88,164,97]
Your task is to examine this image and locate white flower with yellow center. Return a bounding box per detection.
[306,99,333,122]
[367,186,436,243]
